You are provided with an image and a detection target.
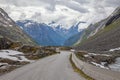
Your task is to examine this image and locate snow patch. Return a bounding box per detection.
[88,53,98,56]
[0,50,32,62]
[109,47,120,52]
[84,54,89,57]
[0,63,8,66]
[25,22,34,27]
[88,53,110,57]
[70,49,75,52]
[91,62,109,69]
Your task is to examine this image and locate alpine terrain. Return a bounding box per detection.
[17,20,85,46]
[0,0,120,80]
[0,8,36,49]
[75,7,120,52]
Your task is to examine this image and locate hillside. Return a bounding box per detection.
[0,8,36,48]
[75,7,120,52]
[64,30,84,46]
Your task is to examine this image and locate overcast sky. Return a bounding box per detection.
[0,0,119,29]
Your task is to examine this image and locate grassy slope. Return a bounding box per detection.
[90,18,120,40]
[76,18,120,52]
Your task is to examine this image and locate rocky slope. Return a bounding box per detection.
[75,7,120,52]
[0,8,36,48]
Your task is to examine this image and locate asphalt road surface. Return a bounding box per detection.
[0,51,85,80]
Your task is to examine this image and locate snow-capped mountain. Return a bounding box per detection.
[50,21,86,39]
[16,20,85,46]
[17,20,65,46]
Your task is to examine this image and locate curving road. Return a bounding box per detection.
[0,51,85,80]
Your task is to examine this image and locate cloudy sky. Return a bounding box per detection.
[0,0,119,29]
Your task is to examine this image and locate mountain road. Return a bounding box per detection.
[0,51,85,80]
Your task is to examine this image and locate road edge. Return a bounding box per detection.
[69,54,94,80]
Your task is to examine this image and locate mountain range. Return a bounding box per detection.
[0,6,120,51]
[16,20,85,46]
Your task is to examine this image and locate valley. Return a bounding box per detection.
[16,20,85,46]
[0,1,120,80]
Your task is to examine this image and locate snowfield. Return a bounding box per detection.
[0,50,32,62]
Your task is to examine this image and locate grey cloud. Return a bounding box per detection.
[1,0,119,14]
[73,0,90,4]
[39,0,89,13]
[31,12,41,19]
[64,4,89,13]
[54,16,67,22]
[0,0,48,7]
[57,1,89,13]
[17,13,27,20]
[92,0,106,13]
[104,0,120,7]
[0,0,119,28]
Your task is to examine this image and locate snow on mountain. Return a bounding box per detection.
[16,20,65,46]
[16,20,86,46]
[50,21,86,39]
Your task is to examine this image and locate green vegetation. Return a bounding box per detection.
[91,18,120,39]
[69,54,94,80]
[103,18,120,32]
[77,18,120,46]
